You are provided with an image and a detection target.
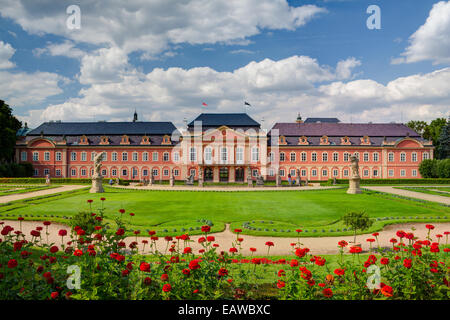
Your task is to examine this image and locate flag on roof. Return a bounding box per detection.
[244,101,251,106]
[202,102,208,106]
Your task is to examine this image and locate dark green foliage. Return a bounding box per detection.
[0,100,22,163]
[419,159,450,178]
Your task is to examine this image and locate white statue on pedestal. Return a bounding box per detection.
[90,152,106,193]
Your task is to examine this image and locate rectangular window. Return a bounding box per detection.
[221,147,227,163]
[343,169,349,177]
[412,169,417,177]
[280,153,285,162]
[290,153,296,162]
[268,152,274,163]
[44,169,50,175]
[189,148,196,162]
[21,151,27,161]
[122,152,128,161]
[311,169,317,177]
[55,169,61,176]
[388,169,394,177]
[400,153,406,162]
[251,147,259,162]
[400,169,406,177]
[268,168,274,176]
[373,153,379,162]
[81,169,86,176]
[301,169,306,177]
[71,152,76,161]
[363,153,369,162]
[363,169,369,177]
[143,169,148,176]
[190,169,196,176]
[388,153,394,162]
[163,153,169,162]
[102,152,107,161]
[174,169,179,176]
[143,152,148,161]
[152,169,158,176]
[373,169,379,177]
[333,153,338,162]
[122,169,128,176]
[102,169,107,176]
[71,168,76,176]
[333,169,338,177]
[322,153,328,162]
[81,152,87,161]
[204,147,212,163]
[322,169,328,177]
[112,152,118,161]
[412,153,417,162]
[252,169,258,177]
[163,169,169,176]
[56,152,62,161]
[43,152,50,161]
[290,169,296,177]
[33,169,39,176]
[132,152,138,161]
[132,168,138,177]
[422,152,429,160]
[343,153,349,162]
[91,152,95,161]
[312,153,317,162]
[112,169,117,176]
[174,152,180,162]
[301,153,307,162]
[280,169,285,177]
[153,152,159,161]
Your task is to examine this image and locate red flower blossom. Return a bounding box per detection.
[7,259,18,268]
[218,268,228,277]
[73,249,83,257]
[161,273,169,281]
[381,285,393,297]
[183,247,192,254]
[277,280,285,289]
[50,292,59,299]
[338,240,348,247]
[188,259,201,270]
[116,228,125,236]
[201,225,211,233]
[323,288,333,298]
[182,268,190,275]
[140,262,150,272]
[162,284,172,292]
[349,246,362,254]
[396,230,406,238]
[58,229,67,237]
[49,246,59,254]
[334,268,345,276]
[229,247,238,253]
[234,229,242,233]
[403,258,412,269]
[425,224,435,230]
[380,257,389,265]
[265,241,274,247]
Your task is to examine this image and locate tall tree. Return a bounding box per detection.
[406,120,428,136]
[0,100,22,163]
[436,119,449,159]
[423,118,447,145]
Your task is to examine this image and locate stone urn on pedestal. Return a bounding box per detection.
[90,152,106,193]
[347,155,362,194]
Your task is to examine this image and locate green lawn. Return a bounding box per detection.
[0,186,448,237]
[0,184,56,196]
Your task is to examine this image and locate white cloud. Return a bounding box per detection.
[33,40,86,59]
[0,0,326,58]
[394,1,450,65]
[0,41,15,69]
[335,57,362,80]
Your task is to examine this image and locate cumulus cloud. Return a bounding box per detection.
[394,1,450,65]
[0,0,326,58]
[0,41,15,69]
[33,40,86,59]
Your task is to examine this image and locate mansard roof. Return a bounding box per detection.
[304,117,340,123]
[270,122,420,138]
[27,121,178,136]
[187,113,260,128]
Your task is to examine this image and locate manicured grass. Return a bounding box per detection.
[394,186,450,198]
[0,186,448,237]
[0,185,56,196]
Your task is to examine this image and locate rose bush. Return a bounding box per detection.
[0,200,449,300]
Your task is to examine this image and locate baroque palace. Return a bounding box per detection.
[15,112,434,182]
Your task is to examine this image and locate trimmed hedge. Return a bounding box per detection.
[419,159,450,178]
[0,163,33,177]
[324,178,450,185]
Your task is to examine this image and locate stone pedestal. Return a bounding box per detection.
[169,176,174,187]
[276,174,281,187]
[90,175,104,193]
[198,177,204,187]
[149,175,153,186]
[347,176,362,194]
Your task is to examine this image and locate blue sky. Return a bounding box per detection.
[0,0,449,129]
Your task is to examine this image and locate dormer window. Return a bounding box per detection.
[120,135,130,145]
[99,136,109,145]
[320,135,330,145]
[341,136,351,145]
[79,135,89,145]
[140,135,151,145]
[279,136,287,145]
[298,136,309,145]
[360,136,371,145]
[161,135,171,145]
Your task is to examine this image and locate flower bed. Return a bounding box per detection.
[0,200,449,300]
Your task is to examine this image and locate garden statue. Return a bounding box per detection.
[149,171,154,185]
[276,169,282,187]
[296,169,301,186]
[198,168,204,187]
[45,174,51,185]
[247,166,253,187]
[90,152,106,193]
[347,155,362,194]
[256,173,264,187]
[169,169,175,187]
[186,172,195,186]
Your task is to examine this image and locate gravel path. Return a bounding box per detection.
[0,185,88,204]
[2,220,448,256]
[364,186,450,205]
[112,184,338,192]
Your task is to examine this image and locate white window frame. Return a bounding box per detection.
[290,152,296,162]
[388,152,394,162]
[251,147,259,162]
[153,152,159,162]
[400,152,406,162]
[189,147,196,162]
[163,152,169,162]
[363,152,369,162]
[322,152,328,162]
[44,152,50,161]
[21,151,27,161]
[301,152,307,162]
[112,152,118,161]
[132,152,138,161]
[122,152,128,161]
[311,152,317,162]
[143,152,148,162]
[81,152,87,162]
[412,152,417,162]
[71,152,77,161]
[332,152,338,162]
[373,152,379,162]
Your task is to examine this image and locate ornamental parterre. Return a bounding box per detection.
[0,206,448,300]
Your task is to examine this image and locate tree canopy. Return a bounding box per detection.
[0,100,22,163]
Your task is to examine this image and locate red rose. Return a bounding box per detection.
[338,240,348,247]
[50,292,59,299]
[403,258,412,269]
[189,259,201,270]
[122,269,129,277]
[7,259,18,268]
[140,262,151,272]
[381,285,393,297]
[58,230,67,237]
[144,277,152,285]
[49,246,59,253]
[323,288,333,298]
[229,247,238,253]
[396,230,406,238]
[162,284,172,292]
[206,236,215,242]
[182,268,190,275]
[161,273,169,281]
[183,247,192,254]
[334,268,345,276]
[218,268,228,277]
[380,257,389,265]
[201,225,211,233]
[116,228,125,236]
[265,241,274,247]
[73,249,83,257]
[43,221,51,226]
[30,230,40,237]
[277,280,285,289]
